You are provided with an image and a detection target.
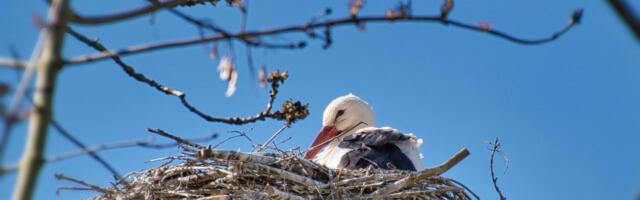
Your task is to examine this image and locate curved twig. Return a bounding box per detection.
[166,7,306,50]
[490,138,507,200]
[607,0,640,40]
[68,0,209,25]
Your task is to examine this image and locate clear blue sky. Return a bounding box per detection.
[1,1,639,199]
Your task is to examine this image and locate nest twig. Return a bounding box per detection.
[82,146,472,200]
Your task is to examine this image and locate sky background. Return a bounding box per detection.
[1,0,639,199]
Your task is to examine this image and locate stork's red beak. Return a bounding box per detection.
[304,126,339,159]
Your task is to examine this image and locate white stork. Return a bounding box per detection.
[304,94,424,171]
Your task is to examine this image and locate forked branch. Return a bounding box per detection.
[490,138,507,200]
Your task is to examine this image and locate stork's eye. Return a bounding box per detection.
[336,110,345,118]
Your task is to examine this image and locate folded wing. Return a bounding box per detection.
[338,127,421,171]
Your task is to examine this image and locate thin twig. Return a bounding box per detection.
[65,11,582,65]
[490,137,507,200]
[166,7,305,50]
[254,125,288,152]
[50,119,122,179]
[147,128,204,149]
[15,83,122,179]
[212,130,258,149]
[212,135,244,149]
[56,186,95,195]
[449,178,480,200]
[246,163,324,188]
[48,133,216,162]
[54,173,108,193]
[68,0,209,25]
[0,163,18,176]
[0,133,217,176]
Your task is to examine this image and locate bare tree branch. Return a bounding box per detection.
[0,57,27,69]
[254,125,287,152]
[54,173,108,193]
[55,186,95,195]
[66,27,308,125]
[12,0,69,199]
[166,7,307,50]
[52,133,217,162]
[0,31,45,164]
[489,137,507,200]
[68,0,210,25]
[2,134,216,176]
[0,133,217,176]
[449,178,480,200]
[0,113,22,164]
[49,119,121,179]
[65,10,582,65]
[213,130,257,149]
[607,0,640,40]
[147,128,205,149]
[6,87,121,181]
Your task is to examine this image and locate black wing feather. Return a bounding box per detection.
[338,128,416,171]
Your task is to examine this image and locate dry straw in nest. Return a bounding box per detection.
[87,145,473,200]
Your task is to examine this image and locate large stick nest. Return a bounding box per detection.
[92,146,472,200]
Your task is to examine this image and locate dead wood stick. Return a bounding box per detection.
[245,163,324,187]
[147,128,204,148]
[194,195,232,200]
[199,149,280,164]
[266,186,309,200]
[325,173,403,189]
[367,148,470,198]
[54,173,108,193]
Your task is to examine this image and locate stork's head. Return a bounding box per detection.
[304,94,375,159]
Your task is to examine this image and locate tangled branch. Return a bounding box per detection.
[58,143,472,199]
